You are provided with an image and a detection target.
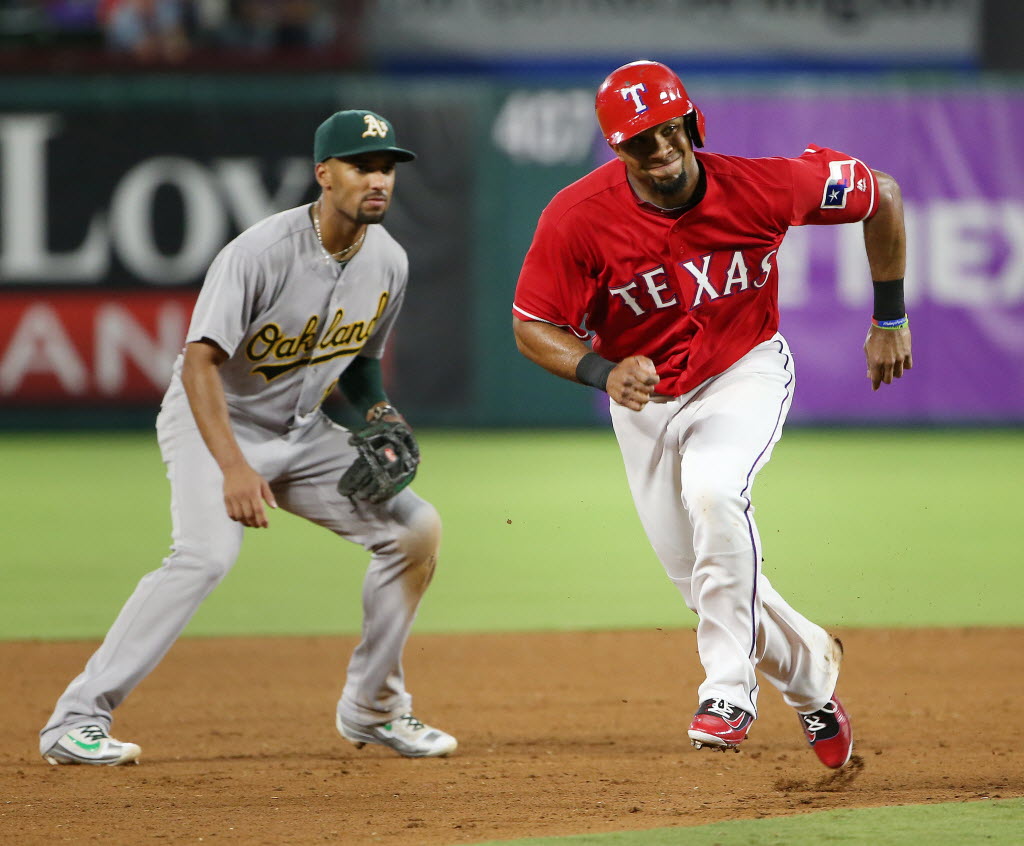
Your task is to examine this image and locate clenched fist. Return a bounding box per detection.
[608,356,660,411]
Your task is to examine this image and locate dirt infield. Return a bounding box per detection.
[4,628,1022,845]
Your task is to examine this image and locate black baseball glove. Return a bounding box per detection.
[337,421,420,504]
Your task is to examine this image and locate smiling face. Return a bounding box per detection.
[613,116,701,208]
[316,152,398,225]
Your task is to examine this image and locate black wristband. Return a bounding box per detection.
[872,278,906,321]
[575,352,616,392]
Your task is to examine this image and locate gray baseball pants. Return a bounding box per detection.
[40,401,440,755]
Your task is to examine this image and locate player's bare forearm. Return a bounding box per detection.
[861,171,912,391]
[182,340,277,527]
[512,317,592,382]
[864,170,906,282]
[512,318,658,410]
[182,341,249,471]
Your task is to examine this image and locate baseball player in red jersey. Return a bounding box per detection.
[513,60,912,768]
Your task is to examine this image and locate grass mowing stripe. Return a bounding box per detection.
[466,798,1024,845]
[2,429,1022,639]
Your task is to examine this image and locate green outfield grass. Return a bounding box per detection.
[471,798,1024,845]
[4,428,1022,845]
[2,428,1022,640]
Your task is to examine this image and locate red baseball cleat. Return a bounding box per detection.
[798,694,853,768]
[688,699,754,750]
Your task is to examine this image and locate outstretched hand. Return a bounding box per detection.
[864,325,913,391]
[607,356,660,410]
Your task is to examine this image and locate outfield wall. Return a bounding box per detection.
[1,75,1022,428]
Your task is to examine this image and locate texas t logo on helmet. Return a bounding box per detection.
[620,83,650,113]
[595,59,706,148]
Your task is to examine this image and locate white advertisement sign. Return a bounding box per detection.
[367,0,980,65]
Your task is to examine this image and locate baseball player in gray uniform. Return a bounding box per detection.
[39,109,457,764]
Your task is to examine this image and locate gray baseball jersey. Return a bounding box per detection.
[40,205,442,756]
[163,204,407,431]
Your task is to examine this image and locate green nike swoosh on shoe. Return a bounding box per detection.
[43,724,141,766]
[69,736,101,752]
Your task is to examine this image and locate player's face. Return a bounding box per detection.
[319,153,398,224]
[613,117,699,207]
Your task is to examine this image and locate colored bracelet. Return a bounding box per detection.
[871,315,909,330]
[575,352,616,391]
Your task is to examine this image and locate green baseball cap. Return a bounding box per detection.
[314,109,416,164]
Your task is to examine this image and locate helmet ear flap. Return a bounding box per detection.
[685,109,706,148]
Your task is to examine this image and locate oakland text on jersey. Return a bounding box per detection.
[246,292,390,381]
[609,249,778,318]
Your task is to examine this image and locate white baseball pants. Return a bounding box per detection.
[610,334,836,717]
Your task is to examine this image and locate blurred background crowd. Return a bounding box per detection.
[1,1,1021,72]
[0,0,364,68]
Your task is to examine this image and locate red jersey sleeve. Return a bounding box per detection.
[787,145,879,226]
[513,206,594,339]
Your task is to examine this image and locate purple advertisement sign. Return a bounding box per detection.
[598,89,1024,423]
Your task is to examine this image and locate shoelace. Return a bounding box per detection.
[802,713,828,733]
[77,725,108,741]
[398,714,426,731]
[801,700,838,731]
[707,700,736,719]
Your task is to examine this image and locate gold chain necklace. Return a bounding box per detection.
[312,204,366,262]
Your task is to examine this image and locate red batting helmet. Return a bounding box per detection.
[595,60,706,148]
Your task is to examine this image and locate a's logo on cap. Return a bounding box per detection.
[620,83,649,114]
[362,115,389,139]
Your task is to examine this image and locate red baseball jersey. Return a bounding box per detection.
[513,146,879,397]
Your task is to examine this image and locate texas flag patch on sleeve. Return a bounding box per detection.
[820,160,857,209]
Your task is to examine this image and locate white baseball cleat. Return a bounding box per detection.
[337,713,457,758]
[43,724,141,766]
